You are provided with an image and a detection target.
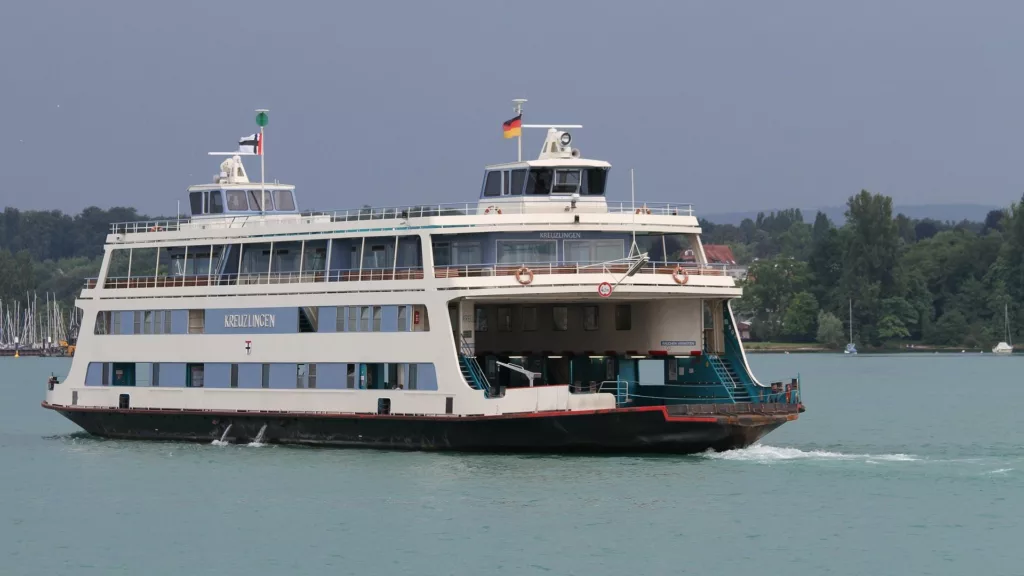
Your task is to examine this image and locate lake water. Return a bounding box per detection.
[2,354,1023,575]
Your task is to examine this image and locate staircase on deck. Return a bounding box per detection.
[707,355,751,403]
[458,337,493,396]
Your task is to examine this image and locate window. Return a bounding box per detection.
[187,363,205,388]
[451,242,481,266]
[398,306,408,331]
[475,308,488,332]
[553,306,568,331]
[565,239,624,264]
[497,240,556,265]
[309,363,317,388]
[409,364,419,390]
[248,190,272,211]
[553,169,581,194]
[498,307,512,332]
[152,363,160,387]
[432,242,450,266]
[230,364,239,388]
[509,169,526,196]
[112,312,121,335]
[94,312,109,335]
[360,307,370,331]
[483,171,501,197]
[274,190,296,211]
[261,364,270,388]
[522,307,538,331]
[583,168,608,196]
[208,191,224,214]
[133,311,142,334]
[143,311,153,334]
[188,309,205,334]
[346,364,356,388]
[226,190,248,211]
[373,306,382,331]
[337,307,347,332]
[164,310,172,334]
[189,192,203,215]
[526,169,553,195]
[348,307,357,332]
[615,305,631,331]
[583,306,599,331]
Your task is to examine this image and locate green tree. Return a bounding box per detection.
[816,311,845,349]
[782,291,819,340]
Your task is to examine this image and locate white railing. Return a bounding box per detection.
[108,201,697,235]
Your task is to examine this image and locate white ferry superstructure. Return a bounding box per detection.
[42,115,804,452]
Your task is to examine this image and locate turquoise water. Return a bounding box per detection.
[3,354,1023,575]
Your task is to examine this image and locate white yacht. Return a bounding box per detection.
[42,107,804,452]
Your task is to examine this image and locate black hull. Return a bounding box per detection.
[43,403,798,454]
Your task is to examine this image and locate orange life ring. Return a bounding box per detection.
[485,205,502,215]
[515,266,534,285]
[635,207,651,215]
[672,266,689,285]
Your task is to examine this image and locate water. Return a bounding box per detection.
[3,354,1023,575]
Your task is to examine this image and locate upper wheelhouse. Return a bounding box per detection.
[187,156,298,219]
[476,128,611,214]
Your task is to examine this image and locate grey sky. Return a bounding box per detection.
[2,0,1022,216]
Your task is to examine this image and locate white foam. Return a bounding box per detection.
[702,444,919,462]
[210,439,229,447]
[983,468,1013,475]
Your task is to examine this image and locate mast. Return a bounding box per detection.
[512,99,527,162]
[849,299,853,343]
[256,109,269,215]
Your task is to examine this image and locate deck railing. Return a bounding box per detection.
[108,201,697,235]
[83,261,741,290]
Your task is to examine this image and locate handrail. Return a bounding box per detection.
[108,200,698,234]
[83,261,742,290]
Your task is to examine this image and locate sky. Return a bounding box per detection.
[2,0,1024,217]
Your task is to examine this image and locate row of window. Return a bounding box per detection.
[190,188,297,215]
[89,362,438,390]
[94,307,430,335]
[475,304,631,332]
[481,167,608,197]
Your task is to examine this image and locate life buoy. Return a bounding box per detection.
[515,266,534,285]
[484,206,502,215]
[635,207,651,215]
[672,266,689,285]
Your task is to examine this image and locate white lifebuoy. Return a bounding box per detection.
[515,266,534,285]
[672,266,689,285]
[485,205,502,215]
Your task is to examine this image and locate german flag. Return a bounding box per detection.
[502,114,522,139]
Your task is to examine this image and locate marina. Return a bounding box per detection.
[42,105,804,452]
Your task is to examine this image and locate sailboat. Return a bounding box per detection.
[844,299,857,354]
[992,304,1013,355]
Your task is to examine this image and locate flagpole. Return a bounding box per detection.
[513,99,526,162]
[256,109,269,215]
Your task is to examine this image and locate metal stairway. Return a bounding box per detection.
[708,355,751,403]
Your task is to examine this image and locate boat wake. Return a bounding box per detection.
[702,444,919,463]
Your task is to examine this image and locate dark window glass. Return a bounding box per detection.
[509,169,526,196]
[526,169,553,195]
[584,168,608,196]
[208,191,224,214]
[248,190,273,211]
[483,171,501,197]
[552,169,581,194]
[432,243,451,266]
[189,192,203,215]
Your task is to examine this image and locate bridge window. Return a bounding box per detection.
[226,190,248,211]
[189,192,203,214]
[247,190,273,211]
[582,168,608,196]
[274,190,296,211]
[483,171,501,197]
[209,191,224,213]
[526,169,553,195]
[552,169,581,194]
[509,169,526,196]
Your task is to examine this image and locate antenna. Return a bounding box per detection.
[628,168,641,258]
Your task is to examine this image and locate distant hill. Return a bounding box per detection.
[700,203,1000,226]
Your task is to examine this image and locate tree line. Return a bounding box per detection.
[0,193,1021,349]
[704,191,1021,349]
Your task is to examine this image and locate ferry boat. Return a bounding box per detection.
[42,107,804,453]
